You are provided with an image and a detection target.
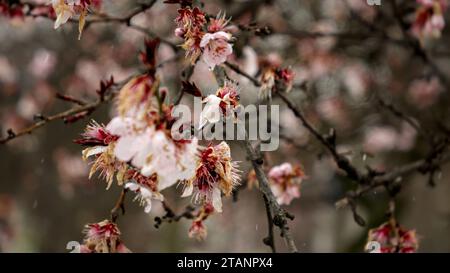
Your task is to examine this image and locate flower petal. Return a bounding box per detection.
[82,146,107,160]
[181,183,194,197]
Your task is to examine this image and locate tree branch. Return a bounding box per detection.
[0,75,133,145]
[262,195,276,253]
[241,135,298,252]
[110,188,128,223]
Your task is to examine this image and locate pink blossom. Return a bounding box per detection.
[75,120,118,146]
[271,184,300,206]
[408,77,442,108]
[367,222,419,253]
[363,127,398,154]
[268,163,293,181]
[368,223,391,245]
[187,203,214,240]
[175,7,206,64]
[51,0,101,39]
[116,242,131,253]
[175,27,185,38]
[364,122,417,154]
[53,148,89,198]
[16,94,39,120]
[241,46,259,78]
[181,142,240,213]
[207,11,233,33]
[116,74,158,117]
[412,0,448,42]
[0,56,17,84]
[342,63,371,100]
[188,220,207,241]
[200,31,233,70]
[316,97,349,129]
[81,219,130,253]
[0,1,24,18]
[259,69,276,100]
[199,81,240,129]
[199,94,223,129]
[125,182,163,214]
[175,7,206,34]
[268,163,305,205]
[258,60,295,100]
[51,0,75,29]
[106,116,199,191]
[28,49,57,79]
[82,144,127,189]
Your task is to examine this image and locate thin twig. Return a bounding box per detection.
[111,188,128,223]
[154,201,196,228]
[55,92,87,106]
[262,195,276,253]
[277,91,363,182]
[225,62,261,86]
[0,75,133,144]
[337,152,450,206]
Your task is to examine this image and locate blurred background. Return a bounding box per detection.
[0,0,449,252]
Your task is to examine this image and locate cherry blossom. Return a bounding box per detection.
[199,81,240,129]
[188,220,207,240]
[181,141,240,213]
[0,0,24,18]
[408,77,442,108]
[367,222,419,253]
[116,74,159,117]
[175,7,206,64]
[200,31,233,70]
[106,116,199,191]
[51,0,102,40]
[83,144,128,189]
[258,58,295,100]
[208,12,234,33]
[412,0,448,43]
[74,120,118,146]
[76,39,200,198]
[125,182,163,214]
[81,220,130,253]
[75,120,127,189]
[363,123,417,154]
[188,203,214,240]
[199,95,223,129]
[174,6,234,68]
[268,163,306,205]
[260,69,276,100]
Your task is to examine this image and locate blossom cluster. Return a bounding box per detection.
[367,222,419,253]
[77,39,200,215]
[198,80,240,129]
[81,220,130,253]
[174,5,234,70]
[51,0,102,39]
[412,0,448,43]
[247,162,306,206]
[188,203,215,241]
[181,142,240,212]
[74,38,242,244]
[259,57,295,100]
[0,0,24,18]
[268,163,305,205]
